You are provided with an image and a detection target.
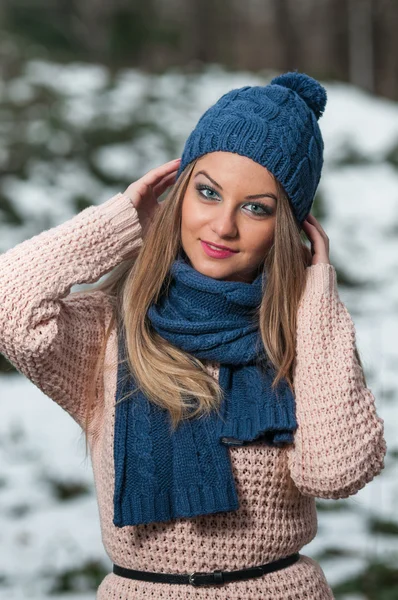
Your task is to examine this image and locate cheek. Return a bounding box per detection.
[181,193,203,233]
[181,200,192,236]
[180,196,197,245]
[244,225,275,254]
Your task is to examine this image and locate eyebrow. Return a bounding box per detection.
[194,170,277,202]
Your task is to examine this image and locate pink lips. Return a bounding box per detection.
[201,240,238,259]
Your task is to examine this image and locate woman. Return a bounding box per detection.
[0,71,386,599]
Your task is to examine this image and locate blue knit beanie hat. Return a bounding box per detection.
[175,70,327,225]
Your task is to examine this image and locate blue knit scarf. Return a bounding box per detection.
[113,255,297,527]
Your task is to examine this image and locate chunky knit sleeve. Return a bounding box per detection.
[287,263,387,499]
[0,193,142,429]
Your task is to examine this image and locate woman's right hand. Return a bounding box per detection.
[123,158,181,238]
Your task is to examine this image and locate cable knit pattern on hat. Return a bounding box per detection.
[0,193,386,599]
[176,70,327,224]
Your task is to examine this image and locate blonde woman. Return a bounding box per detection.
[0,71,386,599]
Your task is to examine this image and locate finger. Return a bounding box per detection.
[305,215,318,227]
[154,168,178,186]
[303,218,326,241]
[156,167,179,184]
[302,220,318,244]
[306,214,327,236]
[153,170,178,196]
[302,220,315,233]
[305,215,322,229]
[141,159,181,187]
[304,222,322,238]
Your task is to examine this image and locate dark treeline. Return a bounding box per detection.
[0,0,397,100]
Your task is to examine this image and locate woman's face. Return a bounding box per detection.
[180,151,277,282]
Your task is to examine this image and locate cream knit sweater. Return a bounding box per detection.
[0,192,387,599]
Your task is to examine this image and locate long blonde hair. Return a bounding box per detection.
[71,158,365,458]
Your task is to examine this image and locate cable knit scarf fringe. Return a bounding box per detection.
[113,256,297,527]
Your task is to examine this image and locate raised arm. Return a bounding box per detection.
[287,263,387,499]
[0,193,142,429]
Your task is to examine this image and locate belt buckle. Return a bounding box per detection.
[188,569,224,586]
[188,572,200,586]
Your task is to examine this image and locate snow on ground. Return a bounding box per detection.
[0,62,397,598]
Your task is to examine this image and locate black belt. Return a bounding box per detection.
[113,552,300,586]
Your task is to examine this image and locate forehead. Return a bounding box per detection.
[193,151,277,190]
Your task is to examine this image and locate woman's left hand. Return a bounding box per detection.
[301,214,331,266]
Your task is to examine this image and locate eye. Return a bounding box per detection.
[245,203,273,216]
[195,184,219,200]
[194,184,273,217]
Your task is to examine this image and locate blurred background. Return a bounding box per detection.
[0,0,397,598]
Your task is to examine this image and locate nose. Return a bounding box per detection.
[210,208,238,239]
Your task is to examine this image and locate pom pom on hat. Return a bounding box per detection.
[270,70,327,120]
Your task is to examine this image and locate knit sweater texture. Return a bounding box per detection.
[0,192,387,599]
